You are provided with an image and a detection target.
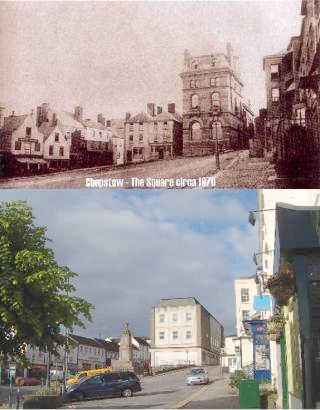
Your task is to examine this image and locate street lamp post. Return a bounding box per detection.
[213,115,221,170]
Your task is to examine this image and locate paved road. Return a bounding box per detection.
[0,384,39,406]
[63,367,227,409]
[0,151,239,189]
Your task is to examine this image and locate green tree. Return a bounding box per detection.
[0,200,94,364]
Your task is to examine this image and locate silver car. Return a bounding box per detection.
[187,368,209,385]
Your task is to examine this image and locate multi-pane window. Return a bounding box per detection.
[241,288,249,302]
[270,64,279,80]
[172,331,178,340]
[139,122,144,132]
[159,331,165,340]
[139,135,143,142]
[49,145,54,155]
[271,88,280,102]
[295,107,306,126]
[191,94,199,108]
[59,147,64,156]
[129,135,133,142]
[190,79,195,88]
[186,312,192,321]
[15,141,21,150]
[191,122,201,141]
[186,330,192,339]
[129,123,134,132]
[172,312,178,322]
[159,313,165,323]
[211,77,219,87]
[242,310,249,321]
[212,92,220,109]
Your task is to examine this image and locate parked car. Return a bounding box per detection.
[187,368,209,385]
[66,367,111,385]
[14,377,41,386]
[64,371,141,401]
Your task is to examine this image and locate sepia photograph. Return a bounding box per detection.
[0,188,319,409]
[0,0,319,189]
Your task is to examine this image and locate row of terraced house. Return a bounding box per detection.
[0,334,151,384]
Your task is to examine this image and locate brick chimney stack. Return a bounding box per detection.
[74,106,83,122]
[147,103,155,117]
[168,103,175,114]
[97,113,106,126]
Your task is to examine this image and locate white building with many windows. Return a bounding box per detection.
[150,298,223,368]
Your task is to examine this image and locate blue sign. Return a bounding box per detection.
[253,295,271,311]
[251,320,271,382]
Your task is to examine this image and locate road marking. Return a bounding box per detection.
[172,384,210,409]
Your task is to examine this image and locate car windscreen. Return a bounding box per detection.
[190,369,205,375]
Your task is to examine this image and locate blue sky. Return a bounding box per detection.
[0,189,258,338]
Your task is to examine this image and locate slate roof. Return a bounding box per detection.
[127,112,154,123]
[2,115,28,132]
[69,334,105,348]
[38,123,57,142]
[154,111,182,123]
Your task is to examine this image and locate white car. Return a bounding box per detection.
[187,368,209,385]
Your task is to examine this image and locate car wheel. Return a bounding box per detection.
[74,391,84,401]
[122,388,133,398]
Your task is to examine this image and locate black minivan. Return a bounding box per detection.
[65,371,142,401]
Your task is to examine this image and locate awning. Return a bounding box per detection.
[275,203,320,250]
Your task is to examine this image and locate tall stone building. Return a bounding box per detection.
[180,43,248,156]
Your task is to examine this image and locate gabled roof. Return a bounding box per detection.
[154,111,182,123]
[38,122,57,142]
[127,112,154,123]
[2,115,28,132]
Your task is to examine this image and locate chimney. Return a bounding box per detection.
[147,103,155,117]
[226,42,233,65]
[168,103,175,114]
[74,106,83,122]
[0,105,5,128]
[97,113,106,126]
[41,103,49,122]
[52,112,57,127]
[125,112,131,121]
[157,106,162,115]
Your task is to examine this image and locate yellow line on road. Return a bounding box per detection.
[172,384,210,409]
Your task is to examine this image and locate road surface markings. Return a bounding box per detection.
[172,384,210,409]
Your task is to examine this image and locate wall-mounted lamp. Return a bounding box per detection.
[253,250,275,265]
[248,209,276,226]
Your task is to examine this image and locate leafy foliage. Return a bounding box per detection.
[0,200,94,365]
[229,364,254,390]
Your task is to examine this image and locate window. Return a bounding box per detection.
[271,88,280,102]
[172,331,178,340]
[49,145,54,156]
[15,141,21,150]
[163,122,168,129]
[295,107,306,126]
[35,142,41,151]
[129,123,134,131]
[129,135,133,142]
[241,288,249,303]
[190,79,195,88]
[242,310,249,321]
[270,64,279,80]
[139,148,143,155]
[54,133,59,142]
[139,135,143,142]
[139,122,144,132]
[191,94,199,108]
[235,346,240,354]
[191,122,201,141]
[211,77,219,87]
[99,131,102,138]
[212,92,220,109]
[26,127,31,137]
[159,331,165,340]
[172,312,178,322]
[59,147,64,156]
[186,330,192,339]
[186,312,192,321]
[159,313,165,323]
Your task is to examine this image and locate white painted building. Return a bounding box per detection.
[150,298,223,368]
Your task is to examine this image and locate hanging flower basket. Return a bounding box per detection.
[265,263,296,306]
[266,332,280,342]
[265,313,286,343]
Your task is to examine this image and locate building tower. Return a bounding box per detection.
[179,44,245,156]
